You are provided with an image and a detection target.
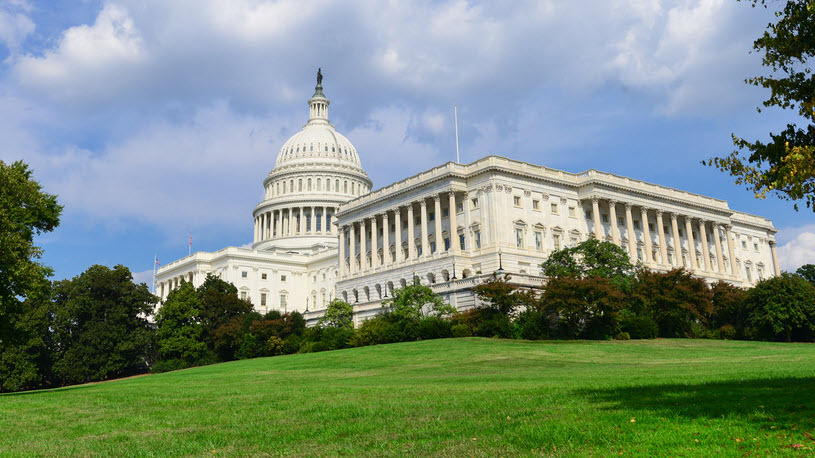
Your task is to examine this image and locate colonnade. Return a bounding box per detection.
[156,271,195,301]
[254,205,336,242]
[588,197,780,277]
[338,190,471,276]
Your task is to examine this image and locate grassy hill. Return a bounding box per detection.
[2,338,815,456]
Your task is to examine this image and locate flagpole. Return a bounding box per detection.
[454,104,460,163]
[189,233,191,256]
[152,252,157,295]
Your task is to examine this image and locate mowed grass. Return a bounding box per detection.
[2,339,815,456]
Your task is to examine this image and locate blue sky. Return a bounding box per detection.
[1,0,812,287]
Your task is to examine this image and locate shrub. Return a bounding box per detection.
[516,309,549,340]
[451,323,472,338]
[321,327,353,350]
[265,336,284,356]
[416,317,452,340]
[282,334,301,354]
[719,324,737,340]
[621,315,658,339]
[350,316,390,347]
[476,314,513,338]
[615,332,630,340]
[300,341,328,353]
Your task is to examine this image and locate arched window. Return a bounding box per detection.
[344,181,348,193]
[326,179,331,191]
[352,182,356,194]
[282,181,286,193]
[336,179,340,192]
[290,180,294,192]
[316,178,321,191]
[298,179,302,192]
[307,178,312,191]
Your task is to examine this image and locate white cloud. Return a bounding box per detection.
[0,0,34,54]
[777,225,815,271]
[131,268,154,287]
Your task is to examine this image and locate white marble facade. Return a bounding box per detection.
[156,75,780,325]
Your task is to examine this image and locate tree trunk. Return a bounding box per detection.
[785,327,792,343]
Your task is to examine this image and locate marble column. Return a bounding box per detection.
[625,204,637,260]
[699,220,710,272]
[382,212,390,265]
[289,208,295,236]
[726,224,738,276]
[407,204,416,260]
[395,207,404,263]
[449,191,458,253]
[349,223,356,274]
[359,219,367,271]
[685,217,698,269]
[713,223,725,273]
[656,210,668,266]
[371,215,379,268]
[275,210,281,238]
[641,207,652,264]
[338,227,346,276]
[434,195,443,254]
[420,199,429,257]
[671,213,681,267]
[463,191,473,251]
[609,200,620,247]
[770,241,781,276]
[592,197,603,239]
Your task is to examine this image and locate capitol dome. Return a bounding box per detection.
[252,70,373,253]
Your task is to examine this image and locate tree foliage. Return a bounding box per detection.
[630,269,714,338]
[48,265,156,385]
[541,276,627,339]
[473,273,537,316]
[318,299,354,329]
[383,280,454,321]
[745,272,815,342]
[705,0,815,211]
[541,239,635,288]
[797,263,815,287]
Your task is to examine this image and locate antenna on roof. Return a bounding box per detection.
[454,104,460,163]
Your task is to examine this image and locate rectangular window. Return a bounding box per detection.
[456,202,464,213]
[533,200,540,210]
[552,203,559,214]
[571,236,578,246]
[664,226,669,235]
[240,291,247,300]
[459,234,465,250]
[471,198,479,208]
[474,230,482,249]
[241,271,247,278]
[633,221,640,230]
[391,224,395,232]
[515,228,524,247]
[281,275,287,282]
[678,229,683,237]
[648,223,654,232]
[429,212,435,222]
[417,245,423,256]
[619,217,625,226]
[403,220,408,229]
[260,293,267,306]
[553,234,561,251]
[757,268,764,281]
[261,273,267,280]
[535,231,543,251]
[742,241,747,249]
[601,213,609,223]
[754,243,759,252]
[444,238,450,250]
[585,210,592,219]
[513,196,521,207]
[430,241,436,252]
[745,266,752,282]
[280,294,287,309]
[568,206,575,217]
[636,247,643,261]
[442,208,449,217]
[415,217,421,226]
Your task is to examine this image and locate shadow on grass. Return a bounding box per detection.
[578,377,815,430]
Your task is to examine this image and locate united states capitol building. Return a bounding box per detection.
[155,74,782,325]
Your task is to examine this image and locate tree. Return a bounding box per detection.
[745,272,815,342]
[49,265,156,385]
[154,281,210,369]
[318,299,354,329]
[630,269,714,338]
[541,276,627,339]
[797,264,815,287]
[0,160,62,382]
[705,0,815,211]
[196,274,253,342]
[473,273,537,316]
[383,280,454,321]
[710,281,749,336]
[541,239,635,289]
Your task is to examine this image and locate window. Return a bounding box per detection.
[261,273,267,280]
[444,238,450,250]
[754,243,759,252]
[474,230,482,249]
[241,271,247,278]
[570,236,578,246]
[402,220,408,229]
[601,213,609,223]
[417,245,423,256]
[742,240,747,249]
[667,252,674,264]
[648,223,654,232]
[391,224,395,232]
[553,234,561,251]
[280,294,287,309]
[471,198,479,208]
[515,228,524,247]
[678,229,683,237]
[619,217,625,226]
[260,293,267,306]
[442,208,449,217]
[429,212,435,222]
[664,226,670,235]
[281,275,287,282]
[430,241,436,252]
[552,203,559,214]
[633,221,640,230]
[533,200,540,210]
[240,291,247,300]
[636,247,643,261]
[513,196,521,207]
[322,273,326,280]
[456,202,464,213]
[585,210,592,219]
[415,217,420,226]
[535,231,543,251]
[745,266,752,282]
[757,267,764,281]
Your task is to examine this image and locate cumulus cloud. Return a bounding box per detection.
[0,0,34,54]
[777,225,815,272]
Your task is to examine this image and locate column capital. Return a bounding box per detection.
[591,195,600,203]
[654,209,663,216]
[608,199,617,207]
[420,199,428,208]
[768,240,776,247]
[624,203,633,211]
[724,223,733,230]
[670,213,678,222]
[433,194,441,202]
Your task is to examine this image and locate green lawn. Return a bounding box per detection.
[2,338,814,456]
